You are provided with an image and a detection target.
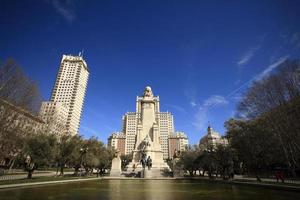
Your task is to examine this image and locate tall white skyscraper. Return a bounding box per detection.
[40,54,89,135]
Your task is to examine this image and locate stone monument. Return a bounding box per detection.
[127,86,170,177]
[110,151,122,177]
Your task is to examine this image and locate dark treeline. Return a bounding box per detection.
[22,133,114,179]
[226,60,300,180]
[174,144,236,180]
[177,60,300,181]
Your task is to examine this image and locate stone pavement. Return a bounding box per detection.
[0,171,73,181]
[0,177,101,189]
[233,175,300,184]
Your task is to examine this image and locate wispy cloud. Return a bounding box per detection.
[193,106,208,130]
[50,0,76,23]
[192,95,228,130]
[237,34,267,67]
[80,125,100,136]
[192,56,289,131]
[203,95,228,107]
[165,104,187,114]
[226,55,289,100]
[254,55,289,81]
[184,86,197,108]
[190,101,197,107]
[237,45,261,66]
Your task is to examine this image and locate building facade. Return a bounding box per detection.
[168,132,189,158]
[39,101,68,135]
[40,54,89,135]
[0,98,45,134]
[199,125,228,151]
[0,98,45,167]
[159,112,174,159]
[107,132,126,155]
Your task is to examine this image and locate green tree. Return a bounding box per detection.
[0,59,42,171]
[214,144,235,180]
[236,60,300,175]
[225,119,284,181]
[55,134,83,175]
[82,137,106,175]
[22,133,57,178]
[177,145,199,176]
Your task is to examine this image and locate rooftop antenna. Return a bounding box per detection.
[79,49,85,58]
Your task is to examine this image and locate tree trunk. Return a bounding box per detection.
[256,174,262,182]
[60,165,64,176]
[27,170,33,179]
[8,158,15,174]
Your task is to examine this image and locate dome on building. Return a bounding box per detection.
[199,125,228,151]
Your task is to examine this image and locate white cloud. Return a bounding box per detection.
[225,55,290,100]
[255,55,289,81]
[50,0,76,22]
[237,45,261,66]
[192,95,228,131]
[190,101,197,107]
[184,87,197,108]
[203,95,228,107]
[192,107,208,130]
[192,55,289,132]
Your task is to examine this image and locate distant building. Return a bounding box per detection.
[0,98,45,134]
[40,54,89,135]
[121,111,175,158]
[107,132,126,155]
[0,98,45,167]
[169,132,188,158]
[159,112,175,159]
[199,125,228,151]
[39,101,68,135]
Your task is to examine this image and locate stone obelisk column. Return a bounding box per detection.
[130,86,169,174]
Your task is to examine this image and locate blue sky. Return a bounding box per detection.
[1,0,300,144]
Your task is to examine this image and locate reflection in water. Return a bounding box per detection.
[0,180,299,200]
[108,180,121,200]
[108,180,174,200]
[143,180,172,200]
[108,180,173,200]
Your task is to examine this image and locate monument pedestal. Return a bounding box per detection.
[127,148,170,177]
[144,168,164,178]
[110,156,122,177]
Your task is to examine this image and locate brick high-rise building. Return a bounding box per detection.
[169,132,189,158]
